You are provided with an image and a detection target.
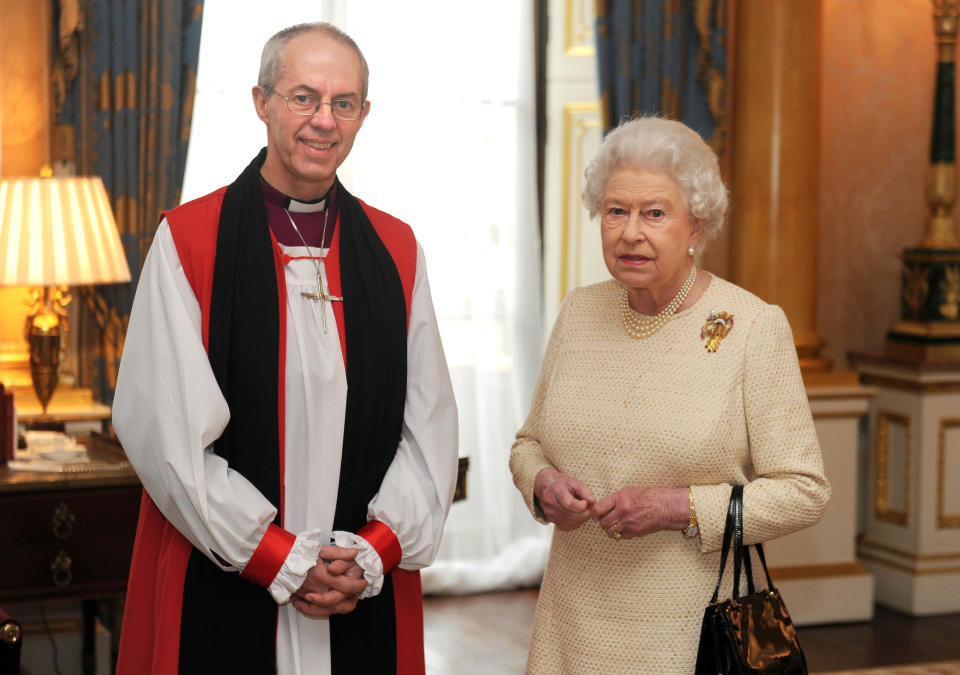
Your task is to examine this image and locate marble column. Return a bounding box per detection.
[729,0,828,371]
[728,0,875,624]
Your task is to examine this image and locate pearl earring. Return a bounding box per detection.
[688,247,695,257]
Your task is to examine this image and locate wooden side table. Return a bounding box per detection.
[0,434,140,674]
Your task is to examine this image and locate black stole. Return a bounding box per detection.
[177,149,408,674]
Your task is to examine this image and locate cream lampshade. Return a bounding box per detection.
[0,175,131,416]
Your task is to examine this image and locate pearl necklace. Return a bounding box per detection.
[620,264,697,339]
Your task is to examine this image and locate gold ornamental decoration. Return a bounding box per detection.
[940,266,960,319]
[701,312,734,352]
[903,265,931,314]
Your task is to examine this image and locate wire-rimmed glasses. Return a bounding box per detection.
[265,86,364,121]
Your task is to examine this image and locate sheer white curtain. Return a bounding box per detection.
[182,1,550,593]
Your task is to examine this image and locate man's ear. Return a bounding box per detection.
[252,85,269,123]
[357,99,371,127]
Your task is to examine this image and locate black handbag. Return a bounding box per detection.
[694,484,808,675]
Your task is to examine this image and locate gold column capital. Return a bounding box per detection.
[934,0,960,62]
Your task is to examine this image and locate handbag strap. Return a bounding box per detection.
[710,484,779,604]
[742,541,757,595]
[737,485,758,596]
[729,485,759,600]
[755,541,778,591]
[709,485,739,603]
[731,484,744,599]
[736,485,778,593]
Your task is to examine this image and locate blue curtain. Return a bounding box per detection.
[595,0,728,151]
[52,0,203,403]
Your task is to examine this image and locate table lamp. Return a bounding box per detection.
[0,173,131,417]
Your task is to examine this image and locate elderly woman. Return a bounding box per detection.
[510,117,830,673]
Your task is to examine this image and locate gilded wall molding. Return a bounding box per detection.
[875,411,913,525]
[560,102,601,300]
[565,0,595,56]
[939,417,960,528]
[766,562,868,580]
[811,410,869,419]
[860,373,960,393]
[858,551,960,576]
[860,537,960,562]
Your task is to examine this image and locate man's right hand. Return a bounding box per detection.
[292,545,368,618]
[534,466,596,530]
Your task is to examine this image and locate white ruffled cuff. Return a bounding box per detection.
[267,529,326,604]
[332,530,385,599]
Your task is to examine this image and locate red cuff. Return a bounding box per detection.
[357,520,402,573]
[239,523,297,588]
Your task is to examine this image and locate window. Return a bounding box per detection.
[182,1,546,581]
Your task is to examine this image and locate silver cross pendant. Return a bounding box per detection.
[301,270,343,333]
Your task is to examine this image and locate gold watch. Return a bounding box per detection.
[682,486,699,539]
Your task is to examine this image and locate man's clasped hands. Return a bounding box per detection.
[292,545,368,618]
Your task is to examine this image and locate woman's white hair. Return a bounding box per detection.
[582,117,728,251]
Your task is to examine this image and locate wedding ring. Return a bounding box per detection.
[611,523,622,539]
[613,531,622,540]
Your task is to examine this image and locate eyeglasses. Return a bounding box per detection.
[265,86,364,121]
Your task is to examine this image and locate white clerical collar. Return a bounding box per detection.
[288,196,326,214]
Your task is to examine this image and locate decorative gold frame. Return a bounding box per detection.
[875,411,912,525]
[564,0,595,56]
[938,417,960,528]
[560,102,601,300]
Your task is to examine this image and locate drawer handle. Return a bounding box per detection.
[0,620,21,645]
[51,549,73,587]
[51,501,76,541]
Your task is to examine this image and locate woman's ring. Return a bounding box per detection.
[611,523,622,539]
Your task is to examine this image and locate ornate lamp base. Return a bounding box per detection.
[23,287,68,418]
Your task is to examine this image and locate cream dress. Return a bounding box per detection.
[510,274,830,674]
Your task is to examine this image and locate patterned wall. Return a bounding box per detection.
[819,0,942,369]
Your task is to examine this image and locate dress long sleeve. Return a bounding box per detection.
[691,303,830,553]
[509,296,571,521]
[113,222,321,604]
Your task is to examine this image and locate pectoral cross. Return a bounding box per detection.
[283,207,342,334]
[301,268,342,334]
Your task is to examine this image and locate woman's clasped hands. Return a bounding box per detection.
[534,467,689,540]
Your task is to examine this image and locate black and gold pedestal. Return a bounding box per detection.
[852,0,960,617]
[885,248,960,363]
